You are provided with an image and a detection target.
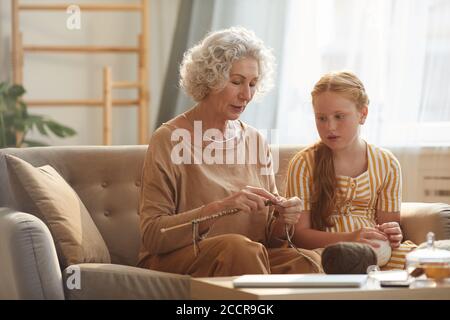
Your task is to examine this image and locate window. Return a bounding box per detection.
[276,0,450,147]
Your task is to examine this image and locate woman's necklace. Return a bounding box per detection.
[204,120,242,143]
[182,111,242,144]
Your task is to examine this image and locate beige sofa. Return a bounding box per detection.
[0,145,449,300]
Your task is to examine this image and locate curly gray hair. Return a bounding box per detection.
[179,26,275,102]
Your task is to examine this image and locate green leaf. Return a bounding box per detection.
[24,115,47,136]
[4,96,17,111]
[4,129,17,147]
[0,81,77,148]
[19,102,28,117]
[0,112,6,148]
[22,139,49,147]
[0,82,8,94]
[8,85,26,98]
[13,118,26,132]
[0,96,6,112]
[36,121,48,136]
[46,121,64,137]
[27,114,45,122]
[45,120,76,138]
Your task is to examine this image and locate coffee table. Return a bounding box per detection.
[191,276,450,300]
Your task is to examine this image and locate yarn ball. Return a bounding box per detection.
[322,242,377,274]
[371,239,392,267]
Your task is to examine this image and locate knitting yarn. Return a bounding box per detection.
[371,239,392,266]
[322,242,377,274]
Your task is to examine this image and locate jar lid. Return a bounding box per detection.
[406,232,450,264]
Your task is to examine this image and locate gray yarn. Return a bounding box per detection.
[322,242,377,274]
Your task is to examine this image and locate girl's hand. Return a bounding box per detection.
[218,186,277,215]
[351,227,389,248]
[273,196,302,226]
[377,222,403,248]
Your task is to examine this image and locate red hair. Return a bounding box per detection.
[310,71,369,230]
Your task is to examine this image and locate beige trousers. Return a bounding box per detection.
[144,234,323,277]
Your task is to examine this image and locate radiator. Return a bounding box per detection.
[396,148,450,203]
[422,175,450,202]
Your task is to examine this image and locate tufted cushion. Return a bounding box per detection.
[0,146,146,266]
[5,155,111,268]
[272,145,303,196]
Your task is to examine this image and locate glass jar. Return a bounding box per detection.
[406,232,450,281]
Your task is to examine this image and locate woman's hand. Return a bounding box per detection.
[273,196,302,226]
[351,227,389,248]
[218,186,277,214]
[377,222,403,248]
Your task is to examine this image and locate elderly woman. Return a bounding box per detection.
[137,27,322,276]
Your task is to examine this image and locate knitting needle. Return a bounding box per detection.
[160,199,276,233]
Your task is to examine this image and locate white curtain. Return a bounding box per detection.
[276,0,450,148]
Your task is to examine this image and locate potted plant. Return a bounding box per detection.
[0,81,76,148]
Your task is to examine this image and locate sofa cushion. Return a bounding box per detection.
[62,263,190,300]
[5,155,111,268]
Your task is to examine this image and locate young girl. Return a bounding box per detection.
[286,71,416,270]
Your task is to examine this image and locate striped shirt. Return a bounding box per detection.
[286,142,415,269]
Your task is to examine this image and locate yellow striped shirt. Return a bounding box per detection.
[286,142,415,269]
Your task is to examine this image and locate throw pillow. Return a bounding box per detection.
[5,154,111,268]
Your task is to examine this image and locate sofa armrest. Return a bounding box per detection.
[0,208,65,299]
[62,263,190,300]
[400,202,450,244]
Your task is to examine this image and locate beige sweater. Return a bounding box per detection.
[138,121,278,264]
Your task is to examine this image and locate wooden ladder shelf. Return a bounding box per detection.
[11,0,150,145]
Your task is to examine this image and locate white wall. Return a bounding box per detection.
[394,148,450,204]
[0,0,180,145]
